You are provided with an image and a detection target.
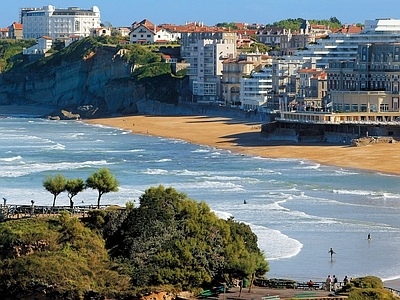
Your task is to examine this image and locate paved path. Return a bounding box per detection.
[219,286,346,300]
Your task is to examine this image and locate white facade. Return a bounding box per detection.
[129,25,179,44]
[296,18,400,68]
[23,36,52,54]
[191,39,236,103]
[240,68,273,111]
[21,5,101,39]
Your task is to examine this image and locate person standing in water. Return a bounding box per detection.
[328,247,336,258]
[368,233,371,240]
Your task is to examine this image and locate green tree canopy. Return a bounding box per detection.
[65,178,85,208]
[85,168,119,208]
[104,185,269,289]
[43,174,67,207]
[266,17,342,31]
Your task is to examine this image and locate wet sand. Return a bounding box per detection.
[84,115,400,176]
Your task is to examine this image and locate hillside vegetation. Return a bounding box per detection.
[0,186,269,299]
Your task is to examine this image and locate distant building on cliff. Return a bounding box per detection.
[8,22,23,39]
[20,5,101,40]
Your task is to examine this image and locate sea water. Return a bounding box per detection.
[1,117,400,283]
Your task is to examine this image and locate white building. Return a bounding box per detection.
[21,5,101,40]
[296,18,400,68]
[180,30,237,104]
[240,68,273,111]
[129,19,179,44]
[23,36,52,55]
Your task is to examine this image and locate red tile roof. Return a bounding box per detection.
[12,22,23,29]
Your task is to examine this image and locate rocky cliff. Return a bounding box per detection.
[0,44,143,117]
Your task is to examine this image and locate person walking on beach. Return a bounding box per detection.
[328,247,336,258]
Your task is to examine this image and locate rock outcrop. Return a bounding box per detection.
[0,46,140,117]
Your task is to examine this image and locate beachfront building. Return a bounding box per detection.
[275,41,400,140]
[21,5,101,40]
[295,18,400,68]
[327,42,400,115]
[270,56,313,111]
[221,52,271,106]
[295,68,328,111]
[180,28,237,104]
[240,67,273,111]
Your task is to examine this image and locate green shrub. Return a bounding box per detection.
[348,288,397,300]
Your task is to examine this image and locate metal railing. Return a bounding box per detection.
[0,204,122,221]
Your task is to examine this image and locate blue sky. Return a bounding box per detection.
[1,0,399,28]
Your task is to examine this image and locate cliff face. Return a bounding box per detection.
[0,46,143,116]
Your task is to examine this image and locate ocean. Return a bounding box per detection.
[1,117,400,284]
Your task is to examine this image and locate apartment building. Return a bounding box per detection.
[328,42,400,114]
[180,29,237,104]
[221,52,271,106]
[271,57,312,110]
[295,69,327,111]
[296,18,400,68]
[21,5,101,40]
[240,67,273,111]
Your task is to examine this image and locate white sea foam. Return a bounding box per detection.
[155,158,172,162]
[0,156,22,162]
[191,148,211,153]
[142,168,168,175]
[252,224,302,260]
[333,189,374,196]
[172,180,244,192]
[212,210,302,260]
[213,210,233,220]
[0,160,109,177]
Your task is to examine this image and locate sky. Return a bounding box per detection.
[1,0,400,28]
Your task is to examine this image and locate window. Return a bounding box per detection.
[361,104,367,112]
[380,103,389,112]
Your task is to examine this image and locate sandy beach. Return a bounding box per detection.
[85,114,400,176]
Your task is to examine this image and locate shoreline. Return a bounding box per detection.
[84,114,400,176]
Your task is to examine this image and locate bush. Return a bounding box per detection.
[345,276,397,300]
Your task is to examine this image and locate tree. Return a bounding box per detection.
[65,178,85,208]
[43,174,67,207]
[104,185,269,289]
[86,168,119,209]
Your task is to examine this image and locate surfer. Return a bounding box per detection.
[367,233,371,240]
